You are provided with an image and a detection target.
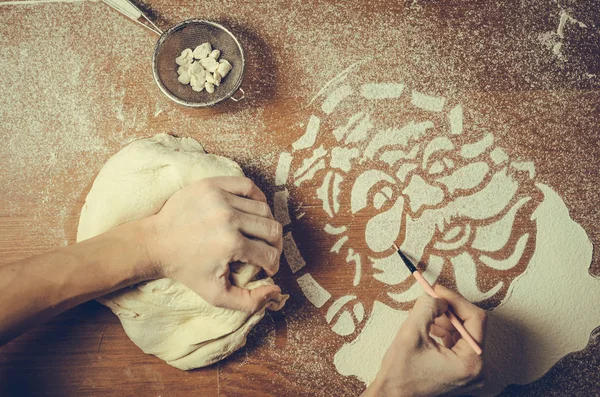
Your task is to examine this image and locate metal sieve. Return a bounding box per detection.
[102,0,245,107]
[152,20,245,107]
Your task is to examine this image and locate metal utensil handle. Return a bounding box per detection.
[230,88,245,102]
[102,0,163,36]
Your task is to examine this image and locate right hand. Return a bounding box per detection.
[363,285,487,397]
[144,176,283,313]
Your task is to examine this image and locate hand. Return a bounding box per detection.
[363,285,487,397]
[143,176,283,313]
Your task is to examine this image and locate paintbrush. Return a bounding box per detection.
[392,243,483,356]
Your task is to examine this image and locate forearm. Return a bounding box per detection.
[0,218,159,346]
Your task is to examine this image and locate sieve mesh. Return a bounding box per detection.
[152,20,245,107]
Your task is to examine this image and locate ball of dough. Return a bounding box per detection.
[77,133,288,370]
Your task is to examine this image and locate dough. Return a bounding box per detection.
[77,133,288,370]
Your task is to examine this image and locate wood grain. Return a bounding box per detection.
[1,0,599,396]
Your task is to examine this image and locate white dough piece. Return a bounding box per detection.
[199,57,219,73]
[205,82,215,93]
[213,71,222,86]
[77,133,288,370]
[190,74,202,88]
[188,61,204,76]
[193,42,212,59]
[191,83,204,92]
[177,65,189,76]
[217,59,232,78]
[176,48,193,66]
[175,43,232,93]
[177,72,191,85]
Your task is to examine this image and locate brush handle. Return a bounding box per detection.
[412,271,483,356]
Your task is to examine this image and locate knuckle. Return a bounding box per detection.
[415,295,437,315]
[268,220,283,240]
[241,177,255,195]
[255,186,267,202]
[223,231,244,253]
[219,208,237,224]
[267,246,280,268]
[271,256,280,274]
[232,233,245,252]
[203,187,223,203]
[258,202,272,217]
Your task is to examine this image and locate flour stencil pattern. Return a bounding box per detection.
[273,62,600,395]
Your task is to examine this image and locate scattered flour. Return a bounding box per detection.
[1,0,599,395]
[538,5,591,64]
[321,85,353,115]
[360,83,405,99]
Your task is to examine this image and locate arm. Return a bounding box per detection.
[0,176,283,346]
[0,220,156,346]
[363,285,487,397]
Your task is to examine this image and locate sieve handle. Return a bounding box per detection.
[102,0,163,36]
[230,88,246,102]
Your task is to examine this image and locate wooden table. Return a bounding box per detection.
[1,0,599,395]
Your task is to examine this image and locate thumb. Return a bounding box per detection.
[225,284,282,313]
[405,293,448,340]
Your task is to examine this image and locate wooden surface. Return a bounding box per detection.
[1,0,600,396]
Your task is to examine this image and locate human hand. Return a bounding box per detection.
[143,176,283,313]
[363,285,487,397]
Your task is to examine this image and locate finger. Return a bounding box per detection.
[434,313,455,333]
[236,211,282,248]
[430,324,449,339]
[228,194,274,219]
[235,236,280,276]
[210,176,267,203]
[442,333,455,349]
[218,284,282,313]
[404,294,448,341]
[430,324,456,349]
[434,284,487,344]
